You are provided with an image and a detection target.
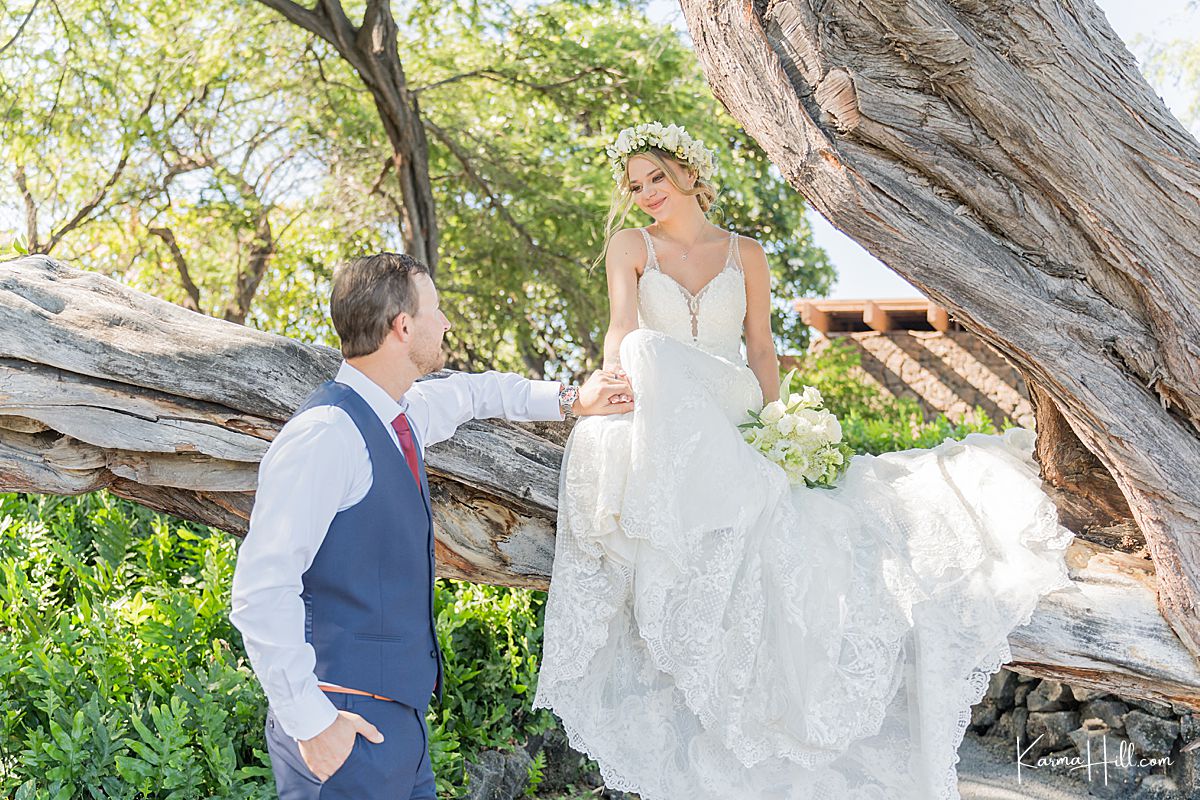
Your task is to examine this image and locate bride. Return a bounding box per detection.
[531,122,1077,799]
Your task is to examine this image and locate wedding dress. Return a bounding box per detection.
[531,227,1076,799]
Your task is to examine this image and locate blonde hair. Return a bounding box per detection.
[591,147,719,272]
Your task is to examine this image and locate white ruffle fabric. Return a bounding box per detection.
[532,326,1076,800]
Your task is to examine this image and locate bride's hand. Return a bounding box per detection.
[575,370,635,416]
[605,368,632,405]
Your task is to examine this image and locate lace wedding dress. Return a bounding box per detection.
[531,227,1076,799]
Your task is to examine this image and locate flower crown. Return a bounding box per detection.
[605,122,717,185]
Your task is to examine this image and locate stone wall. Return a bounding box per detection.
[970,668,1199,798]
[786,330,1035,428]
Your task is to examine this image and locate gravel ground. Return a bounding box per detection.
[538,731,1182,799]
[957,734,1097,799]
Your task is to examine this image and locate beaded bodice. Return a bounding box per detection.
[635,227,746,363]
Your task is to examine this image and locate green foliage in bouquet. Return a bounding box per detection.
[740,368,855,488]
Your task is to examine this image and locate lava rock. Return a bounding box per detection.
[990,706,1029,746]
[528,726,593,793]
[1129,697,1178,719]
[1126,710,1181,760]
[1025,710,1081,758]
[466,748,533,800]
[970,697,1000,732]
[1079,698,1131,731]
[985,669,1019,711]
[1027,679,1075,713]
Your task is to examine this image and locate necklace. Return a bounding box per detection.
[653,225,711,261]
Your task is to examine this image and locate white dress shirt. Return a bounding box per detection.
[230,362,564,739]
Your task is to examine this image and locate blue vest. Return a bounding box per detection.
[293,380,443,708]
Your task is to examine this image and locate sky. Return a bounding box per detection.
[648,0,1200,300]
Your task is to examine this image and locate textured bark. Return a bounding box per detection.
[4,254,1200,706]
[679,0,1200,658]
[0,255,561,577]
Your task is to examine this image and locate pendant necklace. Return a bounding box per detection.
[656,226,705,262]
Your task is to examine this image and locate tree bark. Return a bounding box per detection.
[678,0,1200,659]
[4,254,1200,706]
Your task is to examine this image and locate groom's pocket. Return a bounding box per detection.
[265,707,325,785]
[353,632,406,642]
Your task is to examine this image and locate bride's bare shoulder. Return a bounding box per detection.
[606,227,649,275]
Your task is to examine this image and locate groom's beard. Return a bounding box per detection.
[413,340,446,375]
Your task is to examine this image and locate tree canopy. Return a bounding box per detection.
[0,0,833,377]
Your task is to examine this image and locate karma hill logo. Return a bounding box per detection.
[1015,732,1180,784]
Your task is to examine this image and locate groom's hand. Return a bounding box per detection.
[297,710,384,781]
[574,369,634,416]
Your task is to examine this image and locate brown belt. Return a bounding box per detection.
[318,684,397,702]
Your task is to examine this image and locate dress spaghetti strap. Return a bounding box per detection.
[728,232,743,272]
[639,227,659,272]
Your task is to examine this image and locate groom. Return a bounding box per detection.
[230,252,633,799]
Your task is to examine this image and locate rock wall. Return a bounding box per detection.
[970,667,1200,798]
[786,330,1035,428]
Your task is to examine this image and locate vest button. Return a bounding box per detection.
[429,649,437,658]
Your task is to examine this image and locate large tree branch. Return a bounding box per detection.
[148,226,202,313]
[677,0,1200,658]
[2,254,1200,708]
[252,0,331,41]
[255,0,439,271]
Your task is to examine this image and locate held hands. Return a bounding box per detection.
[574,368,635,416]
[297,709,384,782]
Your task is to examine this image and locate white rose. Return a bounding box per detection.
[777,414,797,436]
[802,386,823,406]
[796,408,823,434]
[823,414,842,441]
[760,400,786,424]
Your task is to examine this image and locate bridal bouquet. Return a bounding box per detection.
[739,369,854,488]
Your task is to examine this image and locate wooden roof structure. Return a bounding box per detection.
[794,297,965,335]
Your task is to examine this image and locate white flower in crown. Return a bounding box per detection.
[607,121,717,184]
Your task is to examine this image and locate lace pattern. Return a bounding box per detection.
[532,230,1077,800]
[636,227,745,362]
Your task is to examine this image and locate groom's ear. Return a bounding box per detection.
[390,310,412,342]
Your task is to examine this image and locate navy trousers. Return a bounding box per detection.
[265,691,436,799]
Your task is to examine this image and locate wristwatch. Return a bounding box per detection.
[558,383,580,418]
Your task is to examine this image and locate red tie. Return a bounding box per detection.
[390,412,423,494]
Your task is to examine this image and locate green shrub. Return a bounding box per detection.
[0,492,272,799]
[430,581,555,797]
[0,493,553,798]
[792,337,1016,455]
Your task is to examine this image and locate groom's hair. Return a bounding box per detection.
[331,252,432,358]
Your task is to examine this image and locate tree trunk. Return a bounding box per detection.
[678,0,1200,659]
[255,0,439,272]
[3,254,1200,707]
